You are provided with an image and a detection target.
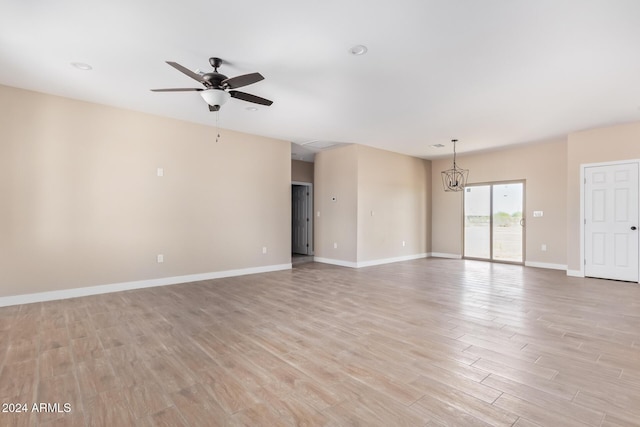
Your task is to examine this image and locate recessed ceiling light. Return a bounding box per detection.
[70,62,92,71]
[430,144,445,148]
[348,45,368,56]
[246,107,258,111]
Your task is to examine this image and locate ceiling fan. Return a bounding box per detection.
[151,57,273,111]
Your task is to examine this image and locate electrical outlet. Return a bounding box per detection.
[262,247,267,254]
[157,254,164,263]
[402,240,406,247]
[541,244,547,251]
[157,168,164,177]
[333,243,338,249]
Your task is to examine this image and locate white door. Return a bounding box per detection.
[585,163,639,282]
[292,185,309,255]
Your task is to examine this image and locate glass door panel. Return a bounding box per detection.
[464,185,491,259]
[492,183,524,262]
[464,182,524,264]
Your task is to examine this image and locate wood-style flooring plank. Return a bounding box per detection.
[0,258,639,426]
[482,374,603,425]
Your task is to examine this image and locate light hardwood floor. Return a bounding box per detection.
[1,259,640,426]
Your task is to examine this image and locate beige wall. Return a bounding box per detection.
[431,138,567,267]
[291,159,314,183]
[566,122,640,272]
[314,145,358,262]
[357,145,430,262]
[7,85,635,299]
[0,85,291,298]
[314,144,431,265]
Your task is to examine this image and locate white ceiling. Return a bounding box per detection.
[2,1,640,160]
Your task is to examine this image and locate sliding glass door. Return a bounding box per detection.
[464,182,524,263]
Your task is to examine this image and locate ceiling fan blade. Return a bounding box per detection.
[150,88,203,92]
[229,90,273,106]
[209,104,220,112]
[166,61,206,83]
[222,72,264,89]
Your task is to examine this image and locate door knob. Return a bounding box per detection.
[632,226,638,230]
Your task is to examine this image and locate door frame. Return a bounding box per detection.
[292,181,314,255]
[579,159,640,281]
[462,179,526,265]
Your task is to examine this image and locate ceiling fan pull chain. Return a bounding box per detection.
[215,110,221,143]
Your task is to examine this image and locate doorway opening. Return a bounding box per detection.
[464,181,525,264]
[292,182,313,265]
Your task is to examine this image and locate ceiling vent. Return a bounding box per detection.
[298,140,345,150]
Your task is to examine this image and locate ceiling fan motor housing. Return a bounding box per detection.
[202,72,228,88]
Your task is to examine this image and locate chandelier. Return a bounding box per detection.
[441,139,469,192]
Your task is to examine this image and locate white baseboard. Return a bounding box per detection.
[429,252,463,259]
[524,261,567,271]
[315,253,428,269]
[313,257,358,268]
[566,269,584,277]
[0,263,292,308]
[356,253,428,268]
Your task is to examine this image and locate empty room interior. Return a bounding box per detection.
[2,1,640,426]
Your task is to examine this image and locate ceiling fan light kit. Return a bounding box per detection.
[441,139,469,192]
[200,89,230,108]
[151,57,272,112]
